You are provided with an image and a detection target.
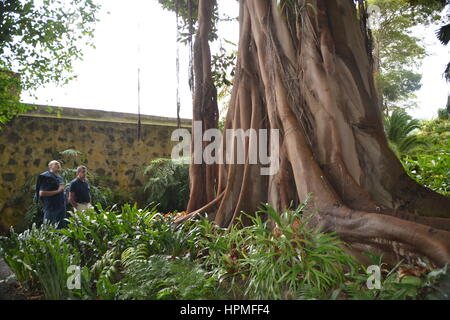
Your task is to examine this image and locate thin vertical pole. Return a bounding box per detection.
[137,22,142,140]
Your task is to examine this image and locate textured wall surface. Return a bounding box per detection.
[0,105,190,232]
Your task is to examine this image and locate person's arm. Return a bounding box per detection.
[39,184,64,197]
[68,191,78,208]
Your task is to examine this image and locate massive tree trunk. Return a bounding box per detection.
[181,0,450,266]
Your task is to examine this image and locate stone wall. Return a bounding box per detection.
[0,105,190,232]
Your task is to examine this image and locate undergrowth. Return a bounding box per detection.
[0,202,448,300]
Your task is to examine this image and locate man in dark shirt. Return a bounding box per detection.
[68,165,93,212]
[37,160,67,229]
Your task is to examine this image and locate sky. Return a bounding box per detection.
[20,0,449,121]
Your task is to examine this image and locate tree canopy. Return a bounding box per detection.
[370,0,447,112]
[0,0,101,128]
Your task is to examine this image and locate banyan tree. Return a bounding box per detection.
[177,0,450,267]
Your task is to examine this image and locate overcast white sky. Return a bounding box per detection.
[20,0,449,120]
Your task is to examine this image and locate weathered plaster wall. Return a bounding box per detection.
[0,105,190,232]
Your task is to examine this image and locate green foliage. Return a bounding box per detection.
[369,0,444,111]
[211,41,236,94]
[157,0,199,31]
[419,117,450,147]
[421,265,450,299]
[399,118,450,197]
[336,250,450,300]
[182,204,358,299]
[384,109,428,155]
[0,70,33,129]
[0,224,91,299]
[403,152,450,197]
[0,0,101,90]
[59,204,154,266]
[0,0,101,129]
[437,23,450,46]
[234,205,358,299]
[438,107,449,120]
[60,204,222,299]
[342,264,423,300]
[157,0,220,43]
[2,202,448,300]
[138,158,189,212]
[376,70,421,108]
[116,255,219,300]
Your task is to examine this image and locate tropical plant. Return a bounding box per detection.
[59,204,154,266]
[238,205,358,299]
[0,224,91,299]
[138,158,189,212]
[436,11,449,82]
[398,117,450,197]
[384,109,428,155]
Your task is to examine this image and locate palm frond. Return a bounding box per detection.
[384,109,426,156]
[437,23,450,46]
[444,62,450,82]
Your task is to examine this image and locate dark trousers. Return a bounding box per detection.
[43,207,67,229]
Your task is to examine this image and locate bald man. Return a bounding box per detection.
[36,160,67,229]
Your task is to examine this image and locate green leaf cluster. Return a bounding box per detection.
[0,0,101,90]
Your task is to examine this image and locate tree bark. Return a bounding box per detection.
[181,0,450,266]
[186,0,219,212]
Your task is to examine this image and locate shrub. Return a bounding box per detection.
[137,158,189,212]
[0,224,91,299]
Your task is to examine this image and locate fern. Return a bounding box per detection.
[140,158,189,212]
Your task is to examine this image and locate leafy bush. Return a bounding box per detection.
[403,151,450,197]
[218,205,358,299]
[59,204,157,266]
[401,118,450,197]
[0,224,91,299]
[177,204,359,299]
[137,158,189,212]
